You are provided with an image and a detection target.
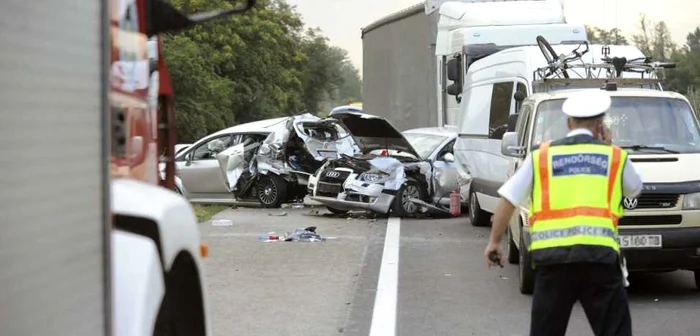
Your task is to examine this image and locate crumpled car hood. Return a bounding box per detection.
[329,111,421,159]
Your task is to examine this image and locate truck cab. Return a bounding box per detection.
[435,0,587,126]
[500,87,700,294]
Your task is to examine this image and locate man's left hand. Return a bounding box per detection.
[484,242,503,268]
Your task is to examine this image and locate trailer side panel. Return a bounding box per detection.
[362,5,439,131]
[0,1,109,335]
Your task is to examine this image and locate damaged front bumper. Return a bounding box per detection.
[309,170,396,214]
[311,193,395,214]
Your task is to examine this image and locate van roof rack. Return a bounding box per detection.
[531,36,675,91]
[532,78,666,93]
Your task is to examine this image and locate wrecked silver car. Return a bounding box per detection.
[308,112,461,217]
[215,113,357,207]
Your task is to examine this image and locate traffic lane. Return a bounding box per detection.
[396,216,700,336]
[199,207,383,336]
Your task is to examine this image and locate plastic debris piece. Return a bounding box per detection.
[268,212,288,216]
[259,227,328,242]
[212,219,233,227]
[500,276,509,280]
[258,234,283,242]
[292,203,305,209]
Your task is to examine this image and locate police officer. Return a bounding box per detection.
[484,90,643,336]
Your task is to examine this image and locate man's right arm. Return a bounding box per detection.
[498,153,534,207]
[622,157,643,198]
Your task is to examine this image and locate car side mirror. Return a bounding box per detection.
[441,152,455,163]
[501,132,525,158]
[185,152,193,166]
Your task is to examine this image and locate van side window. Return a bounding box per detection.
[489,82,514,140]
[515,82,527,113]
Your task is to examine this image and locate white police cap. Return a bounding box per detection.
[561,90,611,118]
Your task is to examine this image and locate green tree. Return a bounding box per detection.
[585,25,629,45]
[160,0,363,142]
[631,13,676,61]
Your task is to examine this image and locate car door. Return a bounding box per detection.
[431,139,459,203]
[177,134,236,195]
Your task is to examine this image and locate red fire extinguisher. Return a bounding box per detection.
[450,189,461,217]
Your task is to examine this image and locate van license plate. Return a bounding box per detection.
[618,235,662,249]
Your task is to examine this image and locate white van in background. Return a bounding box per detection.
[434,0,587,126]
[455,41,656,226]
[439,23,588,126]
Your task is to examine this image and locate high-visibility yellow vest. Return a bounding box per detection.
[529,141,627,264]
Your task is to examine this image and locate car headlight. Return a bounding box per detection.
[359,172,390,183]
[683,192,700,210]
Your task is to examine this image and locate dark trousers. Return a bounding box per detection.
[530,262,632,336]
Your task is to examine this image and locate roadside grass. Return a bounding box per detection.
[192,204,228,223]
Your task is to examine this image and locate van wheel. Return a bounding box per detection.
[694,270,700,290]
[507,226,520,264]
[257,175,287,208]
[519,231,535,295]
[392,179,425,217]
[469,191,491,227]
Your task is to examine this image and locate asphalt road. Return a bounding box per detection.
[199,206,700,336]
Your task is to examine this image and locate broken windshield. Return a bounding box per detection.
[295,122,350,141]
[531,96,700,154]
[403,133,449,160]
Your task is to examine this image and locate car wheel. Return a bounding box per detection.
[392,179,425,217]
[469,190,491,227]
[507,225,520,264]
[256,175,287,208]
[519,230,535,295]
[694,270,700,290]
[326,206,349,215]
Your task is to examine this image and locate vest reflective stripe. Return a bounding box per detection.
[529,141,626,254]
[531,225,617,242]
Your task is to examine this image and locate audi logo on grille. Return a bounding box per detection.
[622,197,638,210]
[325,171,341,178]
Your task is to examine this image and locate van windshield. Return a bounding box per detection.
[531,96,700,154]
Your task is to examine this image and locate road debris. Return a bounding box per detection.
[258,226,327,242]
[212,219,233,227]
[268,211,288,216]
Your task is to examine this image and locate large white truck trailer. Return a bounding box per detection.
[361,0,586,130]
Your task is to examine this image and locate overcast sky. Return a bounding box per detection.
[286,0,699,72]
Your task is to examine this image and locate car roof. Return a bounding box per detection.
[209,117,288,137]
[527,88,688,102]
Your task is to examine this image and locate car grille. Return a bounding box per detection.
[317,182,342,197]
[618,215,682,226]
[316,169,351,197]
[625,193,680,209]
[318,169,351,183]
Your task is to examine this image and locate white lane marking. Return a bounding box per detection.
[369,217,400,336]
